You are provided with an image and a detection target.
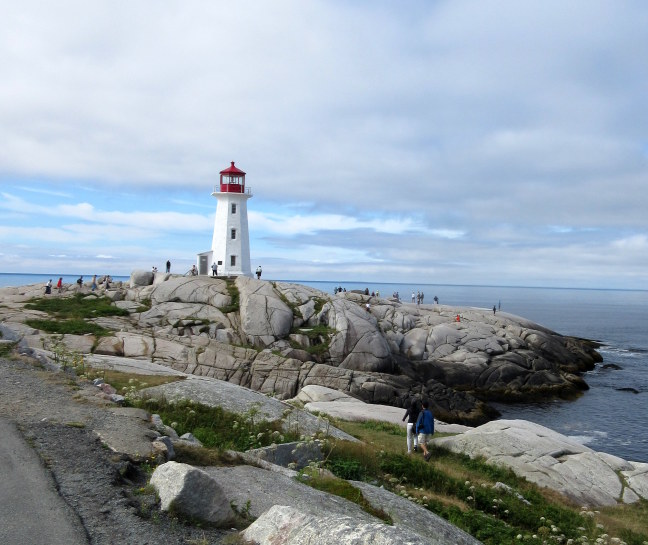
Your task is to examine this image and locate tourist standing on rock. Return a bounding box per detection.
[212,262,218,277]
[76,276,83,290]
[56,277,63,293]
[415,400,435,461]
[256,266,262,279]
[433,295,438,304]
[91,275,97,291]
[44,279,52,294]
[493,305,496,314]
[402,398,421,454]
[166,260,171,273]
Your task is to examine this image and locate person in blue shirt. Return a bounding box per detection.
[415,399,435,461]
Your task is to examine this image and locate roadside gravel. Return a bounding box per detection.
[0,354,231,545]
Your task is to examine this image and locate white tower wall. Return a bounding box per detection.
[210,191,252,276]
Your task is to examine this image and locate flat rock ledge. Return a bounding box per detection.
[434,419,648,507]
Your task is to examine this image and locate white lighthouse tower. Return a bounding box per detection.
[197,161,252,276]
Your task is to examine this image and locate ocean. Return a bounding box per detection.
[2,273,647,463]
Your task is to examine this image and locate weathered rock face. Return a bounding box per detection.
[243,505,432,545]
[434,419,648,507]
[0,273,602,425]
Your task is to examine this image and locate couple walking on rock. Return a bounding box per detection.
[402,398,435,461]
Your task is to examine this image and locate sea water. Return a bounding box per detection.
[1,273,646,462]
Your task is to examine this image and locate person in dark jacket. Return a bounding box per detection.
[402,398,421,454]
[415,399,435,461]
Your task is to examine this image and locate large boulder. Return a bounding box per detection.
[321,298,393,373]
[129,270,154,288]
[242,505,432,545]
[434,419,648,506]
[237,276,293,345]
[150,462,235,525]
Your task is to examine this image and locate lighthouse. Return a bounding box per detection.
[197,161,252,276]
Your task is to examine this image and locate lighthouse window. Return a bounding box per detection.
[231,228,236,240]
[231,203,237,214]
[230,255,236,266]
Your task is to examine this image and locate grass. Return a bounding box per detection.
[0,341,17,357]
[289,324,336,355]
[24,293,129,337]
[129,396,301,452]
[25,318,110,336]
[218,280,240,314]
[300,473,393,523]
[25,293,130,320]
[83,369,184,394]
[320,418,648,545]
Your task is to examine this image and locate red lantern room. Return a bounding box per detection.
[219,161,246,193]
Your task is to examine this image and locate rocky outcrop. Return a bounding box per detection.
[0,274,602,425]
[433,419,648,507]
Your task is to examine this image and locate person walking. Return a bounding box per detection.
[56,277,63,293]
[402,398,421,454]
[211,262,218,277]
[166,260,171,273]
[415,400,435,461]
[256,266,262,279]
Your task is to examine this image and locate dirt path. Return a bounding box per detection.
[0,355,229,544]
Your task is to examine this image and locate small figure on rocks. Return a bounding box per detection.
[402,398,421,454]
[166,260,171,273]
[415,399,435,461]
[56,277,63,293]
[190,265,198,276]
[76,276,83,290]
[211,262,218,277]
[433,295,439,304]
[91,275,97,291]
[493,305,496,315]
[44,279,52,294]
[256,266,262,279]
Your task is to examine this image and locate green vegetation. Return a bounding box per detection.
[0,341,17,357]
[85,369,184,394]
[25,293,129,319]
[129,396,300,452]
[24,294,129,337]
[314,419,648,545]
[289,324,336,356]
[312,296,327,314]
[300,473,392,524]
[219,280,240,314]
[25,318,110,336]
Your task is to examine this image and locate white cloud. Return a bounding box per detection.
[0,2,646,288]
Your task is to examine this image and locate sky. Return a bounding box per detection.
[1,1,647,289]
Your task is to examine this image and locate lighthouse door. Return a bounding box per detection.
[199,255,209,275]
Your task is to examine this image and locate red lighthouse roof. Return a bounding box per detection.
[220,161,246,176]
